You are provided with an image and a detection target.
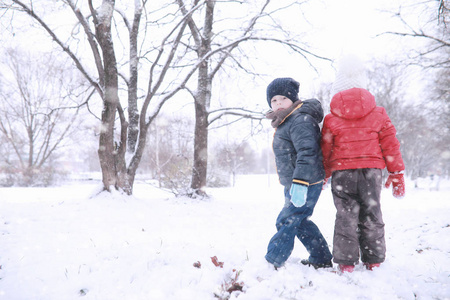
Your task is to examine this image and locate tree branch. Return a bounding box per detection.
[11,0,103,97]
[208,107,265,125]
[381,31,450,47]
[66,0,105,88]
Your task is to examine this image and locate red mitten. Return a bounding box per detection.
[384,172,405,198]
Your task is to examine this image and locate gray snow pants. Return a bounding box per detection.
[331,168,386,265]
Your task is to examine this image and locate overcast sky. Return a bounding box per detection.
[254,0,416,98]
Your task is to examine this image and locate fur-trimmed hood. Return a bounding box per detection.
[266,99,324,128]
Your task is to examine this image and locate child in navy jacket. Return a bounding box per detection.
[264,77,332,269]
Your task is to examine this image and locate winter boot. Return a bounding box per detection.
[338,264,355,273]
[364,263,381,271]
[301,259,333,269]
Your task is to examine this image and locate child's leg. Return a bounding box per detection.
[296,184,332,264]
[332,170,361,266]
[358,168,385,264]
[265,203,304,267]
[265,185,326,267]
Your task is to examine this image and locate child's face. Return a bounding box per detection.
[270,95,293,111]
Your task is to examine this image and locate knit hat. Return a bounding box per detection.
[331,54,368,95]
[266,77,299,107]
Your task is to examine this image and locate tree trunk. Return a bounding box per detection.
[127,5,142,153]
[94,0,123,192]
[191,95,209,194]
[190,0,215,195]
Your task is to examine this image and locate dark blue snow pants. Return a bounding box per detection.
[265,183,332,268]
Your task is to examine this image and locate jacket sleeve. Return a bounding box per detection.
[378,109,405,173]
[320,115,333,179]
[289,114,323,185]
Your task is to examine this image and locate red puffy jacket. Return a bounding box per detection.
[321,88,405,178]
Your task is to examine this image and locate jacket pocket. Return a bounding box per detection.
[274,148,295,186]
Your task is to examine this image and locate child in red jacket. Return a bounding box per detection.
[321,55,405,273]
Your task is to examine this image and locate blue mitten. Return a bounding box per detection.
[290,183,308,207]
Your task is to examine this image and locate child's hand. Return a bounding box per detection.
[290,183,308,207]
[384,172,405,198]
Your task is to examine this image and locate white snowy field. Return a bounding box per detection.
[0,175,449,300]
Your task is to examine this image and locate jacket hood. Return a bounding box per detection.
[330,88,376,119]
[266,99,324,128]
[298,98,324,123]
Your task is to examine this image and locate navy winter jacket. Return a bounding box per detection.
[269,99,325,188]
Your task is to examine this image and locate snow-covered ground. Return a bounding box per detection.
[0,175,449,300]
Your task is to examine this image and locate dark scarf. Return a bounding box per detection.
[266,100,303,128]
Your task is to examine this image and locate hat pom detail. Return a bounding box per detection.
[331,54,368,95]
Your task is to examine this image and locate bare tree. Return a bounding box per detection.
[366,60,442,180]
[383,0,450,177]
[384,0,449,69]
[426,53,450,177]
[142,114,194,193]
[213,140,257,187]
[177,0,331,196]
[0,49,85,186]
[3,0,213,194]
